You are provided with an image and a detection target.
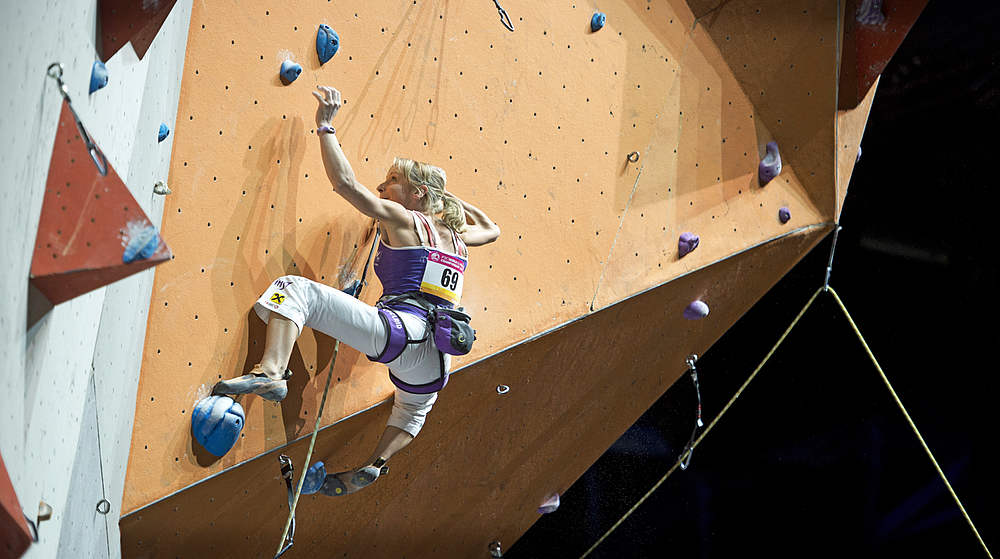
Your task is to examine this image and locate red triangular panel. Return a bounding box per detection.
[30,101,171,306]
[0,451,31,559]
[839,0,929,109]
[97,0,178,61]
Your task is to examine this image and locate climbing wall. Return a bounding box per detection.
[0,1,193,558]
[117,0,891,556]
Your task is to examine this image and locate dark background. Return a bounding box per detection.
[511,2,999,558]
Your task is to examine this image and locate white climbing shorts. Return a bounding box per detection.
[253,275,444,437]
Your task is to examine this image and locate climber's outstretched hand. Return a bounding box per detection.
[312,86,342,128]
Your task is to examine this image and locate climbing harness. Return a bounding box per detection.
[491,0,514,32]
[677,354,704,471]
[274,222,380,558]
[46,63,108,176]
[579,227,994,559]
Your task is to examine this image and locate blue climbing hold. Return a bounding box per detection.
[301,461,328,495]
[280,60,303,84]
[158,123,170,143]
[89,61,109,94]
[191,396,245,457]
[341,279,361,297]
[122,225,161,263]
[758,141,782,186]
[316,24,340,65]
[778,207,791,224]
[591,12,606,32]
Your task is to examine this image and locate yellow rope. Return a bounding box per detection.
[580,286,824,558]
[275,339,340,557]
[580,285,994,558]
[825,286,993,559]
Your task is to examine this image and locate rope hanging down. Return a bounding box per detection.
[274,223,381,558]
[580,284,993,559]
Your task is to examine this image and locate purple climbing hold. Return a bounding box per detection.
[316,24,340,65]
[678,232,699,258]
[758,141,782,186]
[683,300,709,320]
[856,145,862,162]
[856,0,886,25]
[280,60,303,84]
[538,494,560,514]
[778,207,791,224]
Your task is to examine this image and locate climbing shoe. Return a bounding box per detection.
[319,458,388,497]
[213,365,292,402]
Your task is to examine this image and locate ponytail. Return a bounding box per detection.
[391,156,466,233]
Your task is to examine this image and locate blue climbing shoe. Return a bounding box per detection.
[213,365,291,402]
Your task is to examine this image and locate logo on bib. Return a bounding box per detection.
[430,252,441,262]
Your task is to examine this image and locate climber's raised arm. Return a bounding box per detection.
[312,86,409,226]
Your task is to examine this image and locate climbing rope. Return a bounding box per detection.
[580,284,993,558]
[274,224,381,558]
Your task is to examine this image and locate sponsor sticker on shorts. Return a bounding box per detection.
[270,293,286,305]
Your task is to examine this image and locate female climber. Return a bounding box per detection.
[213,85,501,495]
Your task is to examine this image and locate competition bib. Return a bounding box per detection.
[420,249,466,305]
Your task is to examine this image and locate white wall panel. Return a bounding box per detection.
[0,0,192,556]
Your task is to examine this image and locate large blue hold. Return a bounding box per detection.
[89,61,108,94]
[158,123,170,143]
[280,60,303,84]
[591,12,607,32]
[122,225,160,263]
[192,396,245,457]
[316,24,340,65]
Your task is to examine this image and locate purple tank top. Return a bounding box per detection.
[373,211,468,309]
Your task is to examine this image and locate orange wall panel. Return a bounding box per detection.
[124,0,847,515]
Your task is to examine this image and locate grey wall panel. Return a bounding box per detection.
[54,375,111,559]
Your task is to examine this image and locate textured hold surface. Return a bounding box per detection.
[280,60,302,84]
[758,141,782,186]
[89,60,108,94]
[191,396,245,457]
[301,461,327,495]
[316,24,340,65]
[678,232,700,259]
[683,300,710,320]
[591,12,606,32]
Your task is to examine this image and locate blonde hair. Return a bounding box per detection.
[391,157,466,233]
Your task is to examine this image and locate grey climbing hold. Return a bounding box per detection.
[678,232,699,258]
[89,61,108,94]
[778,207,791,224]
[316,24,340,65]
[122,224,160,263]
[683,300,709,320]
[280,60,302,84]
[591,12,606,32]
[856,145,862,162]
[158,123,170,143]
[758,141,782,186]
[538,494,560,514]
[153,181,171,195]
